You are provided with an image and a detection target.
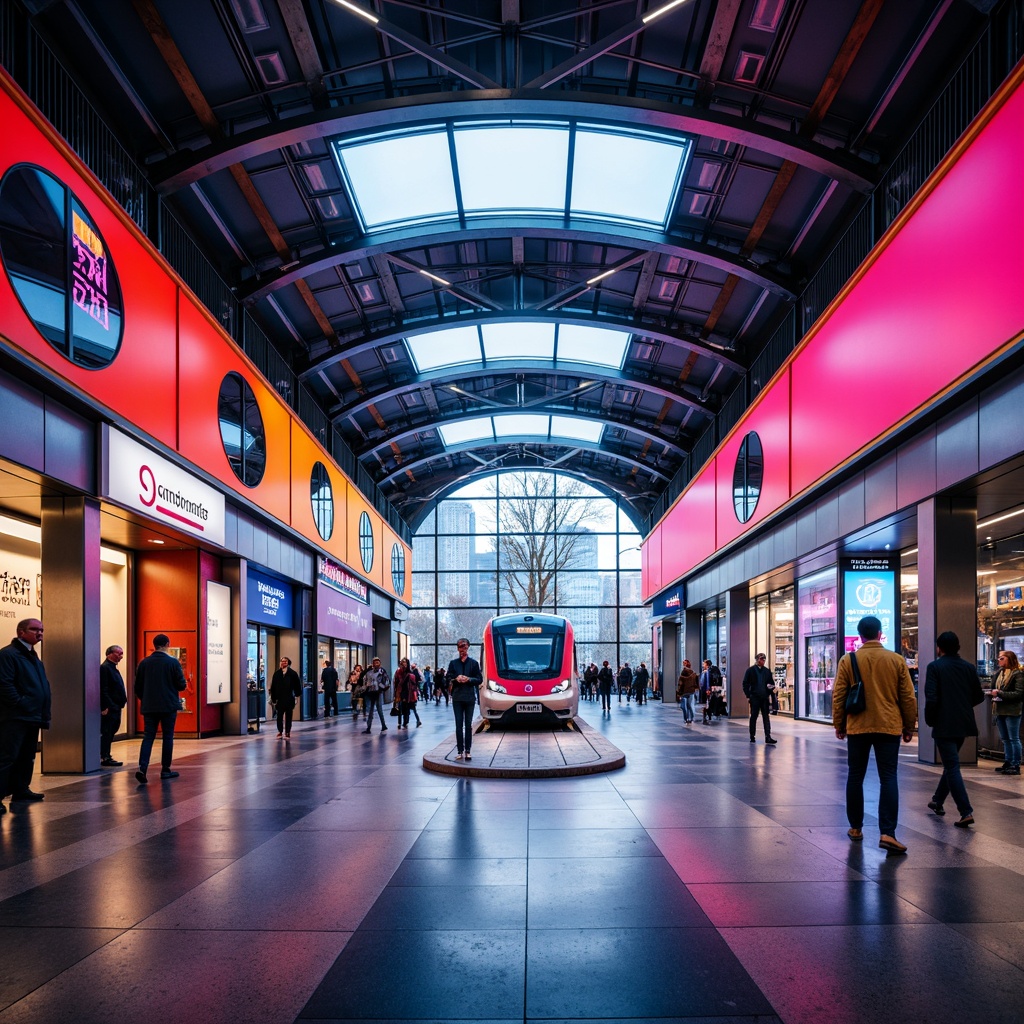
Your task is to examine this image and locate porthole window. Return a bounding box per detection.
[310,461,334,540]
[0,164,124,368]
[218,372,266,487]
[359,511,374,572]
[732,431,764,524]
[391,543,406,595]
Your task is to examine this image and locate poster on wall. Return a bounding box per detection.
[206,581,231,704]
[841,555,898,653]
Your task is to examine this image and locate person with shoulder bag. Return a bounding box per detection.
[832,616,917,853]
[990,649,1024,775]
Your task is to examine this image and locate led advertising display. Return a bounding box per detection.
[841,556,898,653]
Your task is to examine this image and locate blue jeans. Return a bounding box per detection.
[364,692,386,728]
[846,733,901,837]
[139,711,177,771]
[932,737,972,816]
[679,694,694,722]
[996,715,1022,765]
[453,700,474,753]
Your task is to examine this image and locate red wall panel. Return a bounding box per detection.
[0,86,178,447]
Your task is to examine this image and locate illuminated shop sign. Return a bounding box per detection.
[317,581,373,645]
[205,581,231,704]
[840,556,898,653]
[103,427,225,546]
[652,587,683,619]
[247,570,293,628]
[318,556,368,602]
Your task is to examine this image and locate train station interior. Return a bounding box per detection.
[1,0,1023,1021]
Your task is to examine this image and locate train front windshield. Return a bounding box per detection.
[493,630,565,679]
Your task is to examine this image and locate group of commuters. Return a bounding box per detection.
[317,641,481,759]
[676,658,728,726]
[581,661,652,708]
[0,620,187,810]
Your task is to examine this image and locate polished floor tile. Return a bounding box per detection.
[1,707,1022,1023]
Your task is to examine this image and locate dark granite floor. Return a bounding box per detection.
[1,699,1022,1024]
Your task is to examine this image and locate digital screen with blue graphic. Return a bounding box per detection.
[841,556,898,653]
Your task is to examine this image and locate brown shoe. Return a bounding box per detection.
[847,827,863,841]
[879,835,907,854]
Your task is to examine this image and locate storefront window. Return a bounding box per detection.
[977,524,1024,681]
[0,165,124,368]
[900,552,919,693]
[798,569,837,721]
[749,588,795,715]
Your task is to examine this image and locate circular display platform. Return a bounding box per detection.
[422,716,625,778]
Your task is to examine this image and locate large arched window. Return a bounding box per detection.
[407,470,646,673]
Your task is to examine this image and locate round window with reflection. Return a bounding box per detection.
[359,511,374,572]
[732,431,764,524]
[310,461,334,540]
[0,164,124,368]
[391,543,406,596]
[218,372,266,487]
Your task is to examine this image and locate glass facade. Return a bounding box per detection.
[409,470,644,672]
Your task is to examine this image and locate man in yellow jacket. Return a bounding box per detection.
[833,615,917,854]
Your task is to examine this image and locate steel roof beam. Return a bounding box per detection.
[153,93,875,194]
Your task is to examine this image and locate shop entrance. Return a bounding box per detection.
[246,624,277,730]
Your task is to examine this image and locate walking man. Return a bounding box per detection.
[833,615,917,853]
[743,653,777,744]
[362,657,390,734]
[0,618,51,812]
[135,634,187,784]
[100,644,127,766]
[924,630,985,827]
[320,660,340,718]
[270,656,302,738]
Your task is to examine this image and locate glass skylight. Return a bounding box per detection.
[556,324,630,367]
[437,418,494,446]
[482,322,552,362]
[437,415,604,448]
[406,323,630,373]
[406,326,483,372]
[333,119,691,233]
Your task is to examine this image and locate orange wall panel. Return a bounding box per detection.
[290,420,348,564]
[346,483,384,591]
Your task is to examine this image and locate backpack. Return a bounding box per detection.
[709,665,722,686]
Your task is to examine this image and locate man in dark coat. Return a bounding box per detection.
[597,661,614,712]
[269,656,302,738]
[742,653,777,744]
[100,644,128,766]
[0,617,51,812]
[924,630,985,827]
[447,638,481,760]
[134,634,187,784]
[320,661,340,718]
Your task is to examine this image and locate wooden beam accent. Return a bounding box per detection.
[277,0,328,102]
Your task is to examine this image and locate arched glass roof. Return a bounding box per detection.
[332,120,692,234]
[406,322,631,373]
[437,414,603,448]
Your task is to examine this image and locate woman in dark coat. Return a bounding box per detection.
[394,657,422,729]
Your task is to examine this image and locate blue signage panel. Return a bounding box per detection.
[247,570,294,628]
[841,556,898,653]
[652,587,683,620]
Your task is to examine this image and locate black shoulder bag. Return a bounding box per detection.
[845,652,867,715]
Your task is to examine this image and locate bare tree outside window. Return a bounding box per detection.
[493,472,603,611]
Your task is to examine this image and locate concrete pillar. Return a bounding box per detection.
[40,496,101,773]
[916,496,978,764]
[725,586,751,718]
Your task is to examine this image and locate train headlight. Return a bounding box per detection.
[550,679,571,694]
[486,680,507,694]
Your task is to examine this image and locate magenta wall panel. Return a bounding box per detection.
[660,461,717,591]
[644,78,1024,599]
[716,369,792,550]
[643,528,661,602]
